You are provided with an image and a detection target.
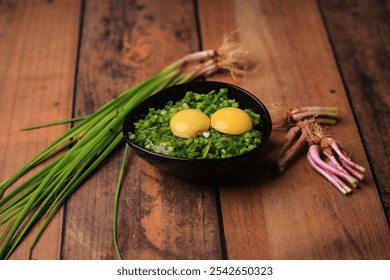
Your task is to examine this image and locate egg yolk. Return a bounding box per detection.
[170,109,210,138]
[211,107,253,135]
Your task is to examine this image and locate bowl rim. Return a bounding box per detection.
[122,81,272,162]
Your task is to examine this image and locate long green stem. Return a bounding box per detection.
[27,134,124,259]
[21,117,86,131]
[113,144,129,260]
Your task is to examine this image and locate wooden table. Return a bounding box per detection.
[1,0,389,260]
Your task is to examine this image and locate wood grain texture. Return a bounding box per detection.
[62,0,222,260]
[318,0,390,223]
[0,0,81,259]
[198,0,390,259]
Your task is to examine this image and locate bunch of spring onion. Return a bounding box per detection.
[266,106,365,194]
[0,37,254,259]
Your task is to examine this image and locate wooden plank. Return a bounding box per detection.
[318,0,390,223]
[61,0,222,259]
[0,0,81,259]
[198,0,390,259]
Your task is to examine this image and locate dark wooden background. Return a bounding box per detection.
[0,0,389,260]
[320,0,390,221]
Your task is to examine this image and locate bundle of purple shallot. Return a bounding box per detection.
[266,105,365,195]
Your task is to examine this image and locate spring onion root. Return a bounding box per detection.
[0,37,255,259]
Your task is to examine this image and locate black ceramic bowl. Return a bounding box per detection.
[123,81,272,179]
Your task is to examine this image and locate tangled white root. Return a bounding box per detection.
[296,119,327,145]
[215,34,259,78]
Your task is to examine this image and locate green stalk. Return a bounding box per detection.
[27,134,124,260]
[7,132,119,259]
[21,117,86,131]
[113,144,129,260]
[0,156,63,208]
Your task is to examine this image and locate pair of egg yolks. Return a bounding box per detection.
[169,107,253,138]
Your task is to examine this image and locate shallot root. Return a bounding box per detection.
[266,106,366,195]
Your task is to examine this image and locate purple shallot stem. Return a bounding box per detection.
[276,127,308,172]
[339,157,365,181]
[328,138,366,173]
[307,151,351,195]
[306,106,338,113]
[308,145,359,188]
[265,126,301,163]
[291,111,338,121]
[314,117,337,125]
[322,148,350,177]
[289,106,338,115]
